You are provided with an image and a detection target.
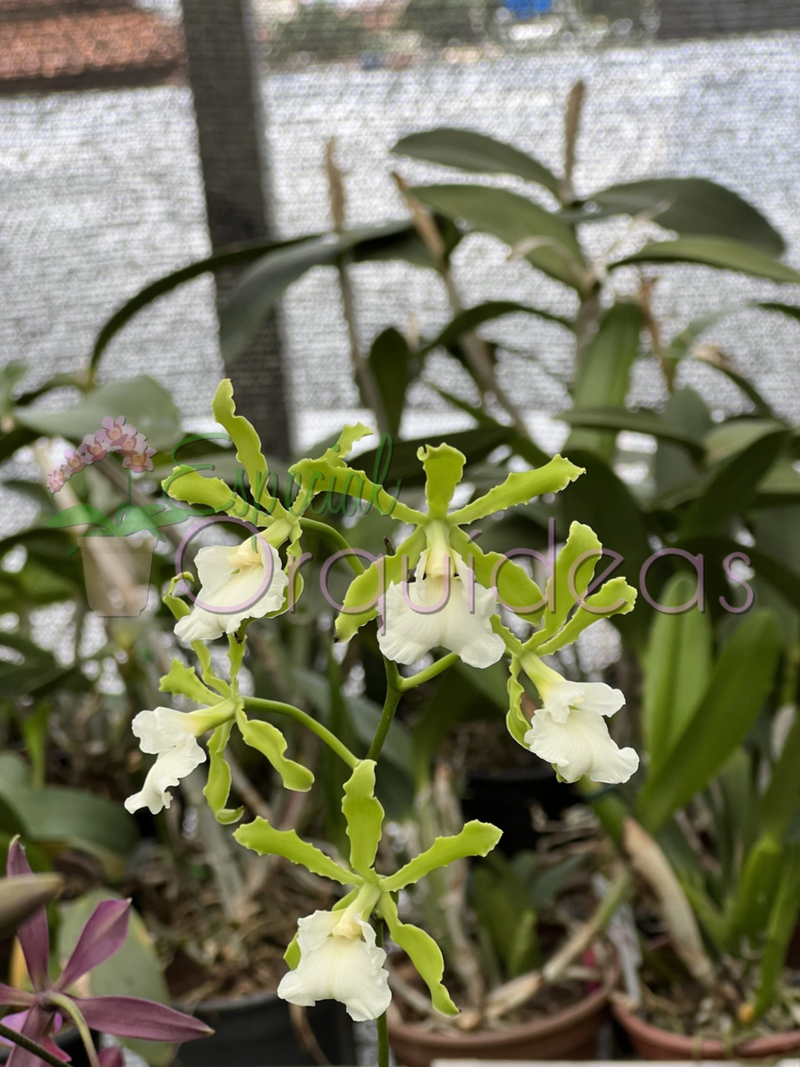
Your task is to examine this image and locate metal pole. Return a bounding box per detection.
[180,0,292,458]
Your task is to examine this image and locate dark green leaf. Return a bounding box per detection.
[637,611,782,834]
[589,178,785,256]
[410,184,586,289]
[393,127,562,196]
[613,237,800,286]
[423,300,572,354]
[368,328,411,437]
[561,406,704,458]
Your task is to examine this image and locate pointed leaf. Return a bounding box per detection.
[382,820,502,891]
[342,761,384,876]
[379,892,458,1016]
[637,611,782,834]
[411,184,586,289]
[236,711,314,793]
[590,178,785,256]
[423,300,571,354]
[393,127,561,196]
[368,329,411,438]
[234,819,358,885]
[641,574,712,774]
[614,237,800,286]
[420,443,465,519]
[449,454,583,526]
[560,407,705,458]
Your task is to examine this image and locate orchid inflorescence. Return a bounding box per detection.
[120,378,639,1027]
[47,417,157,493]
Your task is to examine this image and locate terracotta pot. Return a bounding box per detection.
[612,997,800,1060]
[388,963,617,1066]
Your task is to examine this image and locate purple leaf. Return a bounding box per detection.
[55,901,131,992]
[75,997,213,1043]
[6,841,51,990]
[0,984,33,1008]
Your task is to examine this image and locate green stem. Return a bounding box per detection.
[397,653,458,692]
[243,696,359,769]
[46,993,101,1067]
[368,661,403,762]
[0,1020,68,1067]
[375,923,390,1067]
[299,518,365,575]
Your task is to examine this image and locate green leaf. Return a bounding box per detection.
[382,820,502,891]
[423,301,571,354]
[334,529,426,643]
[393,127,562,197]
[220,221,418,363]
[158,659,218,706]
[379,891,458,1015]
[236,711,314,793]
[234,818,358,885]
[411,184,586,290]
[0,362,27,417]
[680,427,790,536]
[342,760,384,876]
[420,443,465,519]
[613,237,800,286]
[211,378,270,506]
[568,302,644,461]
[735,833,783,940]
[58,890,175,1067]
[1,785,139,879]
[368,328,411,438]
[637,611,782,834]
[203,722,243,824]
[641,574,712,775]
[752,842,800,1018]
[472,857,539,978]
[759,712,800,842]
[560,406,705,458]
[589,178,785,256]
[15,376,182,452]
[449,454,583,526]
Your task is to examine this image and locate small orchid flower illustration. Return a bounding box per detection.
[100,416,136,449]
[0,840,212,1067]
[81,433,110,462]
[120,435,157,473]
[47,468,67,493]
[62,449,86,476]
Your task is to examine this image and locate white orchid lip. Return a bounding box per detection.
[521,654,639,785]
[124,707,206,815]
[174,532,289,643]
[277,906,391,1023]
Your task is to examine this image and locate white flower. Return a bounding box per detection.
[175,536,289,643]
[523,670,639,785]
[124,707,206,815]
[278,909,391,1022]
[378,549,504,668]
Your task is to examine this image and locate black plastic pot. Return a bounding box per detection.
[173,992,354,1067]
[461,764,579,855]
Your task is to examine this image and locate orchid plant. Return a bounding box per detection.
[113,376,639,1062]
[45,418,186,543]
[0,839,210,1067]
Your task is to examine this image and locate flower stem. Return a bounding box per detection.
[0,1020,68,1067]
[243,696,359,769]
[397,653,458,692]
[375,923,390,1067]
[298,518,365,575]
[368,661,403,762]
[46,994,101,1067]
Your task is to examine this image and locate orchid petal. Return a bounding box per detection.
[525,704,638,784]
[0,983,34,1008]
[7,841,50,990]
[277,912,391,1023]
[6,1004,68,1067]
[98,1048,124,1067]
[55,901,131,992]
[74,997,212,1042]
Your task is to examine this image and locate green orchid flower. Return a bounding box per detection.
[234,760,502,1020]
